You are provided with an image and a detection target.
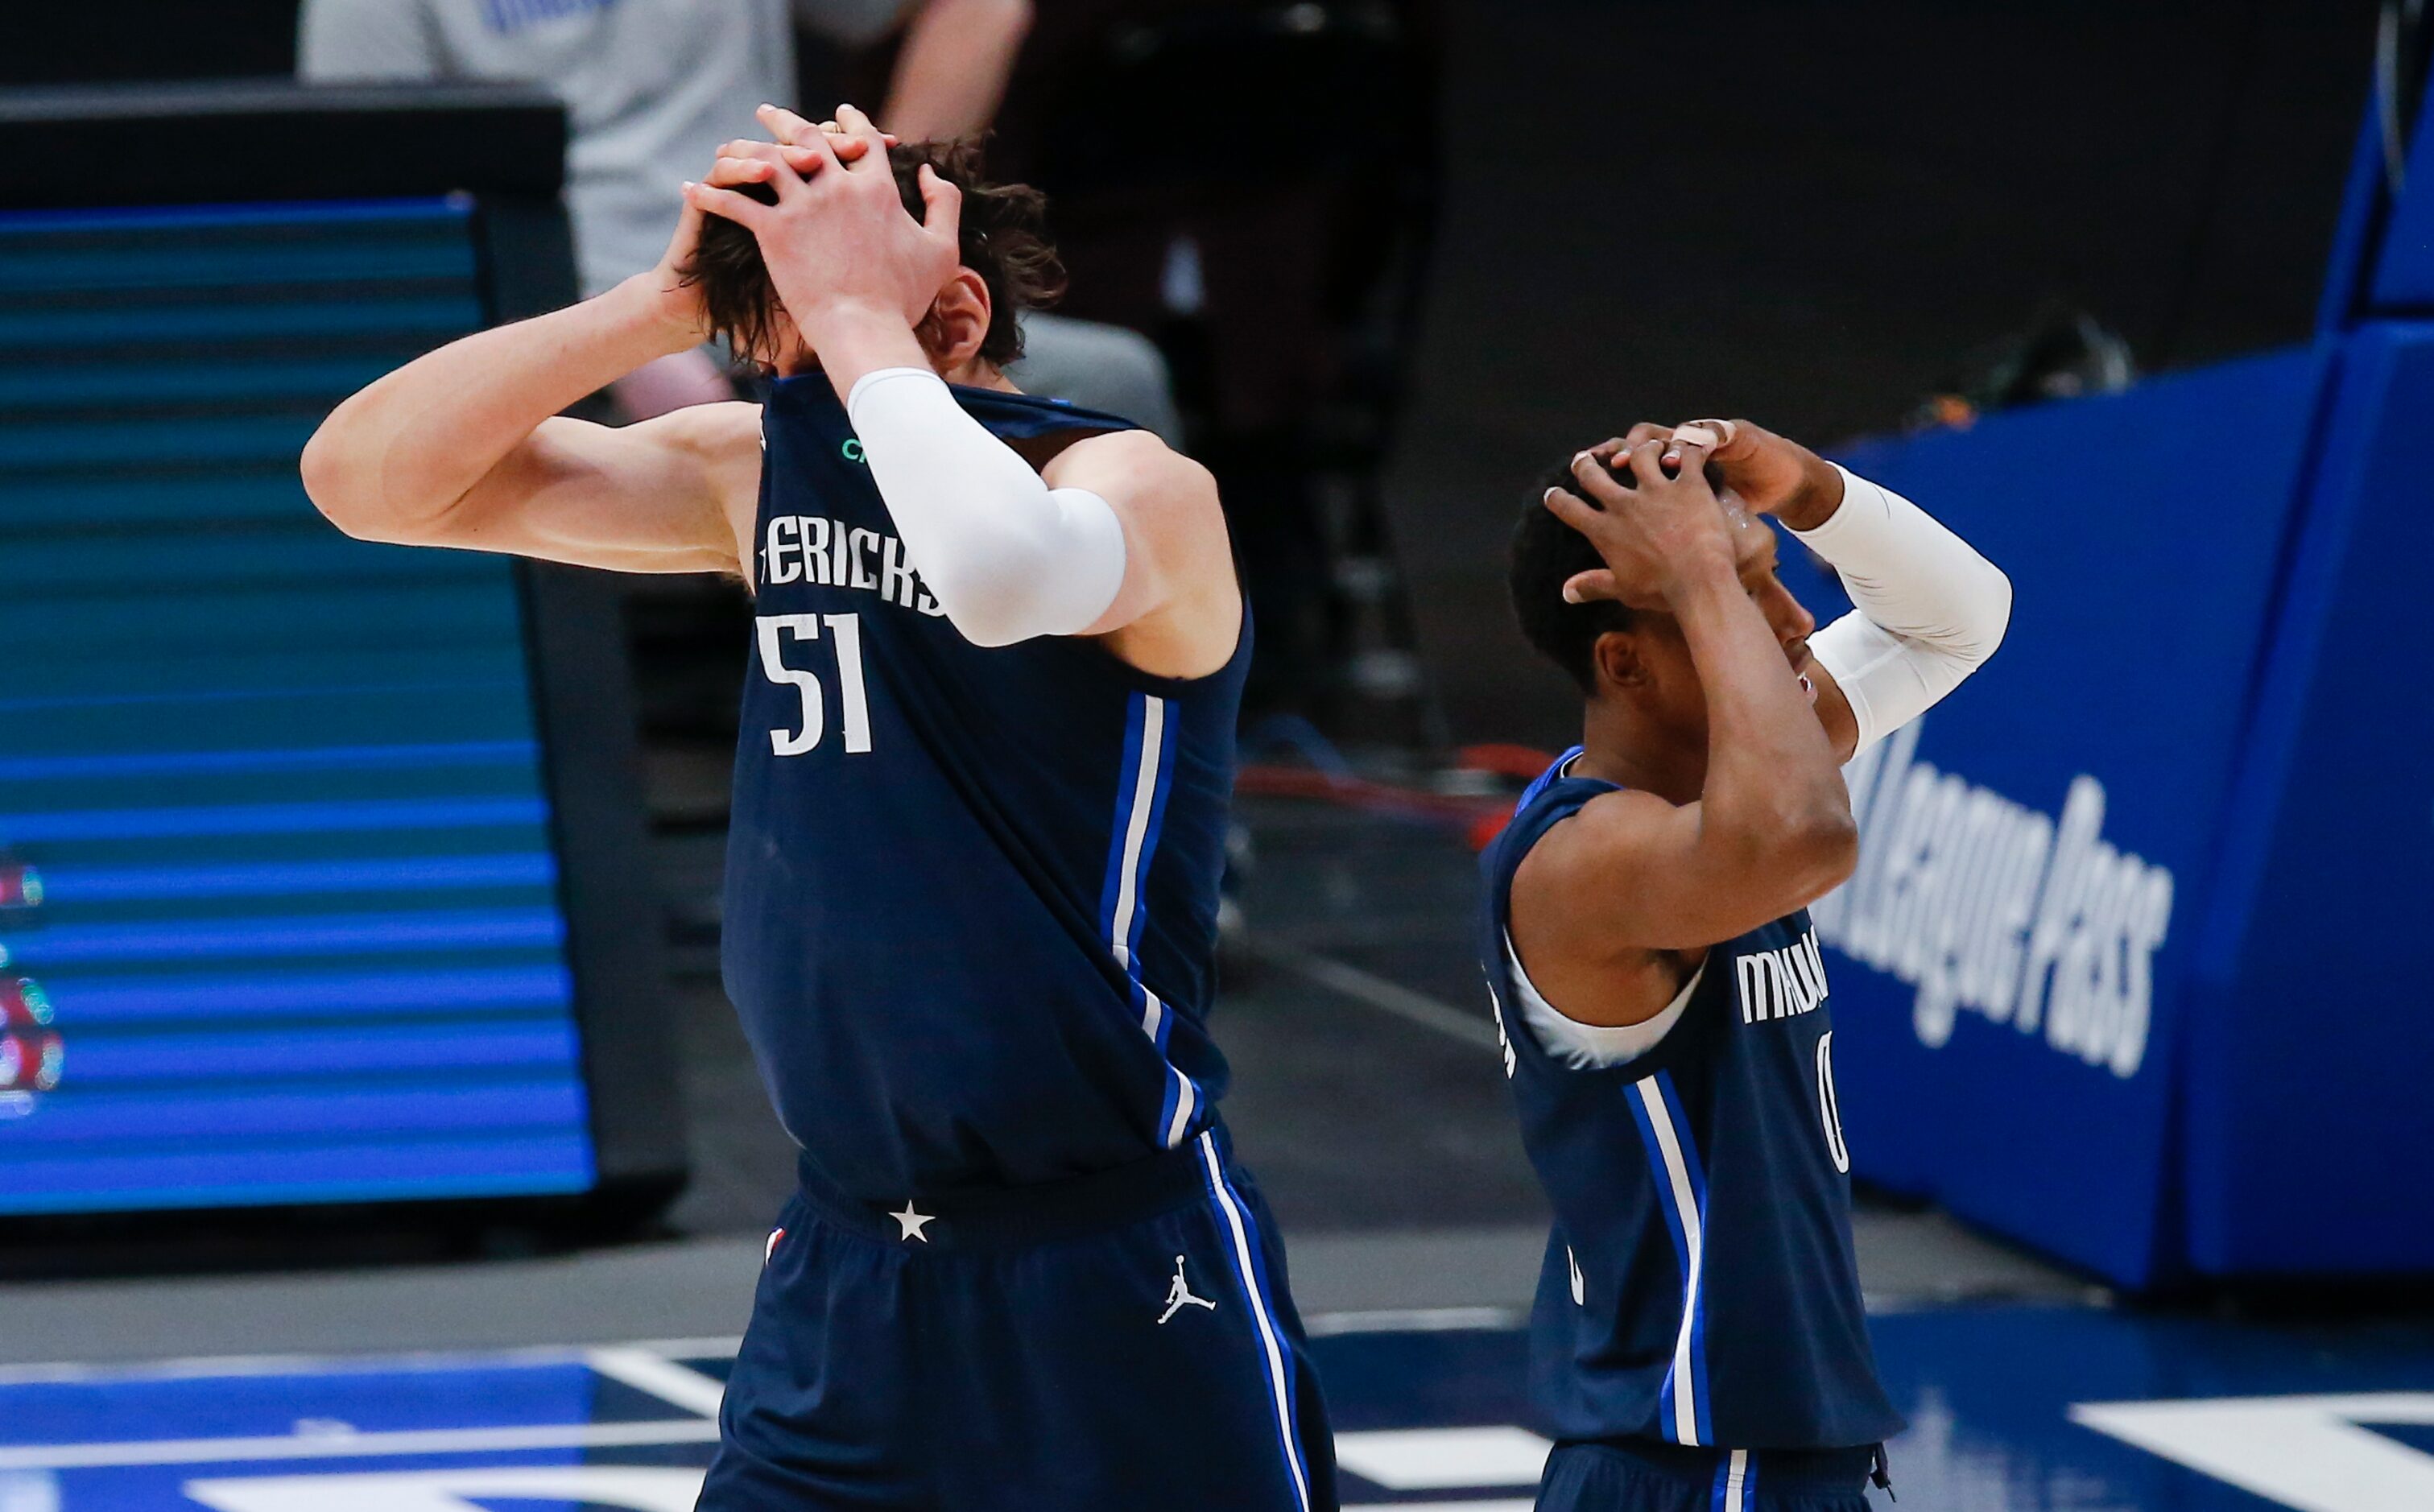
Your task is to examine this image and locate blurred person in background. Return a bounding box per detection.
[300,0,1176,436]
[1485,421,2009,1510]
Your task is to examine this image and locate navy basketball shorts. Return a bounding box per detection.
[697,1127,1337,1511]
[1535,1439,1878,1512]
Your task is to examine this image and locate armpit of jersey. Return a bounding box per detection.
[1502,932,1703,1070]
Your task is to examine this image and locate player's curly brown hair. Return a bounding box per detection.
[679,138,1066,371]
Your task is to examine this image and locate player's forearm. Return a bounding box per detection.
[1668,560,1855,875]
[301,276,698,538]
[882,0,1033,141]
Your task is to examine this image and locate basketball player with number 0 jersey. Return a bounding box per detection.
[1481,420,2010,1510]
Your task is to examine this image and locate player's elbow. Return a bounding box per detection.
[299,419,386,539]
[1713,799,1858,904]
[1783,808,1861,894]
[1948,557,2015,670]
[1972,563,2015,664]
[927,567,1064,647]
[300,410,476,545]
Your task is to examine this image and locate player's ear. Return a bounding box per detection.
[1591,629,1651,696]
[917,268,994,378]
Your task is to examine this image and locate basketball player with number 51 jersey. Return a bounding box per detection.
[1481,420,2010,1510]
[303,105,1333,1512]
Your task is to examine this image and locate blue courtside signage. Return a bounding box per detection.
[1815,349,2329,1287]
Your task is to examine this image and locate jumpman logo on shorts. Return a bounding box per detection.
[1157,1254,1218,1324]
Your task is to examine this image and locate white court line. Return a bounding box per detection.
[0,1419,721,1472]
[0,1336,749,1390]
[1337,1426,1551,1489]
[583,1347,727,1418]
[1250,940,1502,1050]
[0,1343,605,1389]
[1349,1502,1530,1512]
[614,1335,744,1360]
[1305,1306,1523,1336]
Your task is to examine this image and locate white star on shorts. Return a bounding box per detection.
[890,1202,936,1242]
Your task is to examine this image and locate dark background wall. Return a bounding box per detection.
[5,0,2384,749]
[1386,0,2382,747]
[2,4,298,84]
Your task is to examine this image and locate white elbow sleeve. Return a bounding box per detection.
[1797,465,2012,754]
[847,367,1128,646]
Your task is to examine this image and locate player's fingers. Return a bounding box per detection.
[1542,485,1606,535]
[1591,424,1672,465]
[817,118,900,155]
[1670,417,1743,465]
[666,190,707,249]
[715,138,812,193]
[1561,568,1624,605]
[755,102,818,145]
[1568,448,1634,506]
[917,163,963,240]
[683,180,775,228]
[1662,430,1720,494]
[835,104,892,173]
[708,154,777,187]
[783,126,844,188]
[1622,437,1675,488]
[1660,422,1721,470]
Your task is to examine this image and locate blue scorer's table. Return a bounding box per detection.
[1802,81,2434,1288]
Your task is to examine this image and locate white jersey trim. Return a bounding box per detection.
[1502,932,1702,1069]
[1633,1076,1709,1444]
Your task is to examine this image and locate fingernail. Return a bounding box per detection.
[1562,584,1583,604]
[1572,450,1589,467]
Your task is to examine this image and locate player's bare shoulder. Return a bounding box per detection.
[1046,427,1238,677]
[1047,427,1215,511]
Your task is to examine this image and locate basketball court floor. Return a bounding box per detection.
[2,792,2425,1511]
[5,1307,2432,1510]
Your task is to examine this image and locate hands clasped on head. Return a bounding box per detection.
[1541,417,1836,612]
[681,105,955,339]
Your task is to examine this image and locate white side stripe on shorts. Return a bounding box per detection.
[1196,1132,1312,1512]
[1720,1448,1750,1512]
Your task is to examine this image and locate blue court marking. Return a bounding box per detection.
[1,1307,2432,1509]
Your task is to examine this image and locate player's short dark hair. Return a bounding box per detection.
[681,138,1066,370]
[1510,462,1636,692]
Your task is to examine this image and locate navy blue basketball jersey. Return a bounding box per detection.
[1478,751,1903,1452]
[721,375,1250,1203]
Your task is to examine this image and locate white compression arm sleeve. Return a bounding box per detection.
[845,367,1129,647]
[1796,464,2012,756]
